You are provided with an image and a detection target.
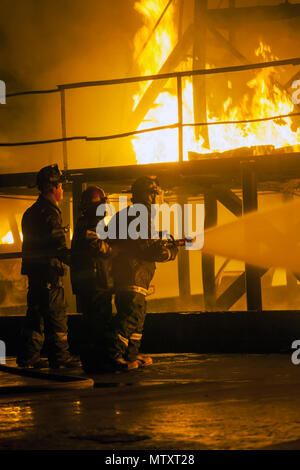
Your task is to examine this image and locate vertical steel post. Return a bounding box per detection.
[282,191,297,305]
[177,195,191,301]
[60,88,68,171]
[177,74,189,299]
[193,0,209,148]
[177,76,184,163]
[60,88,71,248]
[178,0,184,41]
[242,161,262,311]
[202,190,217,310]
[8,214,21,245]
[229,0,236,44]
[59,90,72,310]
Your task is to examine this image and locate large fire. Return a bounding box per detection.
[2,232,14,245]
[1,231,23,244]
[132,0,300,164]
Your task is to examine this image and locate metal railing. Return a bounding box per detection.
[3,56,300,169]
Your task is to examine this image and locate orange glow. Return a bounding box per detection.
[1,232,23,244]
[2,232,14,244]
[133,0,177,108]
[132,1,300,164]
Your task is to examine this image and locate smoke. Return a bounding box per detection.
[0,0,141,173]
[203,197,300,274]
[0,1,300,173]
[1,0,300,310]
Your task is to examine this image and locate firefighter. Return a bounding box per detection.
[17,164,80,369]
[105,176,178,370]
[70,186,114,372]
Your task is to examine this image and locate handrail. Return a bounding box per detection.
[5,57,300,97]
[2,56,300,165]
[0,112,299,147]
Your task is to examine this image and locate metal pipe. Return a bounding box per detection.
[1,111,299,147]
[58,57,300,91]
[193,0,209,147]
[242,161,262,311]
[177,76,183,163]
[60,89,68,171]
[202,190,217,311]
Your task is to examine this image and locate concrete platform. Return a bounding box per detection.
[0,353,300,451]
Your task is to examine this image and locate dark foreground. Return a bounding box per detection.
[0,353,300,451]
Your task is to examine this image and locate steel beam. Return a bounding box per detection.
[202,190,217,310]
[129,24,194,130]
[193,0,209,147]
[242,162,262,311]
[60,89,68,171]
[177,195,191,300]
[2,152,300,191]
[214,187,242,217]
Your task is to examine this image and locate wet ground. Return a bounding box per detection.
[0,353,300,451]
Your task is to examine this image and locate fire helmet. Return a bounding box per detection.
[131,176,160,202]
[80,186,107,213]
[36,164,65,192]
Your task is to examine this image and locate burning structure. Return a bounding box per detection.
[1,0,300,315]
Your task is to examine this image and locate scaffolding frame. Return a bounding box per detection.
[2,1,300,312]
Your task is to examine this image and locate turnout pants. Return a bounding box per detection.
[76,289,113,371]
[109,291,146,361]
[17,277,71,364]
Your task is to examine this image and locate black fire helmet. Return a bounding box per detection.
[80,186,107,213]
[36,164,65,192]
[131,176,160,201]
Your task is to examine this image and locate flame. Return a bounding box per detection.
[2,232,14,244]
[133,0,177,109]
[1,232,23,244]
[132,2,300,164]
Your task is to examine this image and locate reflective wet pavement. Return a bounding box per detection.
[0,353,300,450]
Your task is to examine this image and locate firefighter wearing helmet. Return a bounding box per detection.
[70,186,115,372]
[17,164,80,369]
[102,176,178,371]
